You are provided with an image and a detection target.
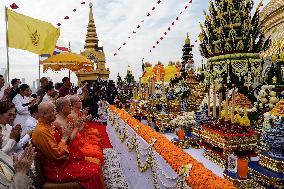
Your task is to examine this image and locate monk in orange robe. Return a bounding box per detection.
[54,96,104,165]
[32,102,105,189]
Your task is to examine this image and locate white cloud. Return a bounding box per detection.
[0,0,270,85]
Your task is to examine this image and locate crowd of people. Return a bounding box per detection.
[0,74,112,189]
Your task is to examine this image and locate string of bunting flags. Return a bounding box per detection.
[113,0,162,56]
[8,1,88,27]
[149,0,193,53]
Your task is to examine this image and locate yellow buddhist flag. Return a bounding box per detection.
[7,9,60,55]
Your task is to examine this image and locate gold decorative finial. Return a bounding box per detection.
[185,32,190,45]
[84,2,99,50]
[68,42,71,52]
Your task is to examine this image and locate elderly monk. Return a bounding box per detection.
[31,102,105,189]
[54,97,104,165]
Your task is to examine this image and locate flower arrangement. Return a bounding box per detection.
[109,105,236,189]
[170,112,196,129]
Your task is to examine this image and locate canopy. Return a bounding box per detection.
[42,52,93,72]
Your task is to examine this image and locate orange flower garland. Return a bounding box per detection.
[109,106,236,189]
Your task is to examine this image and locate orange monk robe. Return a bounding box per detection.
[32,121,105,189]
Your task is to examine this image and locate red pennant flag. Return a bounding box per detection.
[147,13,150,16]
[152,7,155,11]
[137,25,140,29]
[185,6,188,9]
[168,27,171,31]
[81,2,86,4]
[172,22,175,25]
[57,23,61,26]
[160,37,164,40]
[153,46,156,48]
[176,17,179,20]
[123,43,126,45]
[164,32,167,35]
[73,9,77,12]
[156,41,159,44]
[10,3,19,9]
[64,16,69,19]
[157,0,161,4]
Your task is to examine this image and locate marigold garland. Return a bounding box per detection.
[109,105,236,189]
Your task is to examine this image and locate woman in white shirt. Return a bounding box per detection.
[0,102,21,154]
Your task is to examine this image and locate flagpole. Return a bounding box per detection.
[5,6,10,82]
[38,55,41,81]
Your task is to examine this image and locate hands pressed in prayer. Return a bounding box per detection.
[62,125,73,143]
[82,107,89,116]
[10,124,21,140]
[13,144,36,175]
[74,118,84,129]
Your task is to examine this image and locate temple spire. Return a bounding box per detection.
[185,32,190,45]
[84,2,99,50]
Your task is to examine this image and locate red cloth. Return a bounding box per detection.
[87,122,113,148]
[59,85,70,97]
[37,150,103,189]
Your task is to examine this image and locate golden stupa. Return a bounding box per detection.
[76,3,110,83]
[261,0,284,57]
[270,99,284,116]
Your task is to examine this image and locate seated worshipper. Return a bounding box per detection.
[32,102,105,189]
[68,95,103,158]
[42,85,58,103]
[0,138,36,189]
[21,105,38,138]
[9,78,21,100]
[12,84,38,126]
[59,77,71,97]
[0,75,12,102]
[54,97,104,165]
[36,77,48,101]
[0,101,23,155]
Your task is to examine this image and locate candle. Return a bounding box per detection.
[139,77,142,98]
[225,89,228,121]
[219,90,222,119]
[152,77,155,94]
[231,89,235,123]
[148,77,152,95]
[213,81,217,118]
[162,74,165,99]
[208,85,211,117]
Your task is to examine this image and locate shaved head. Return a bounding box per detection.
[38,102,56,124]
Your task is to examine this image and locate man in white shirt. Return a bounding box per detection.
[42,85,57,103]
[12,84,37,126]
[21,105,38,139]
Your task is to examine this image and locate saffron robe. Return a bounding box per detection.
[31,121,104,189]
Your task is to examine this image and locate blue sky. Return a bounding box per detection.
[0,0,269,85]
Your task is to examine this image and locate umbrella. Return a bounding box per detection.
[42,52,93,72]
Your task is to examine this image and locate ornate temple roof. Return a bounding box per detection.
[261,0,284,57]
[84,3,99,51]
